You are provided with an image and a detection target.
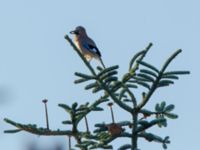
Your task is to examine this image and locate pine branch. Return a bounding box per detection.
[4,118,73,136]
[136,49,186,111]
[123,43,153,84]
[4,38,189,150]
[136,118,166,133]
[75,96,109,123]
[138,132,170,149]
[65,35,133,113]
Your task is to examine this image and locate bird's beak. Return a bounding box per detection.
[70,30,78,34]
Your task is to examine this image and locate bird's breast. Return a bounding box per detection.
[74,39,82,51]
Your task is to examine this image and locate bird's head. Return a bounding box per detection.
[70,26,86,36]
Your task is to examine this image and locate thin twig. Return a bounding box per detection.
[84,116,90,133]
[108,103,115,123]
[42,99,49,130]
[68,136,71,150]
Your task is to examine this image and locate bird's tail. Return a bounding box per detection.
[98,57,106,69]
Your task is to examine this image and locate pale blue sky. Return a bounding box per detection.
[0,0,198,149]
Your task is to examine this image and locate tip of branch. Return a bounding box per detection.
[149,43,153,46]
[64,34,69,39]
[4,118,10,123]
[42,99,48,103]
[147,43,153,50]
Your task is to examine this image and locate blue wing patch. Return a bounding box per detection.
[83,43,101,57]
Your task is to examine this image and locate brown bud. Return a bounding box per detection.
[42,99,48,103]
[107,102,113,107]
[107,123,123,136]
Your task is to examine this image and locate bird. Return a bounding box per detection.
[70,26,106,68]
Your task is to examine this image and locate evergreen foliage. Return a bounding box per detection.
[4,35,190,150]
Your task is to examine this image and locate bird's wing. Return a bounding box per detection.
[83,42,101,57]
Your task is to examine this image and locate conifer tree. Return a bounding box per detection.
[4,35,190,150]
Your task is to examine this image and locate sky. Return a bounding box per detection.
[0,0,199,149]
